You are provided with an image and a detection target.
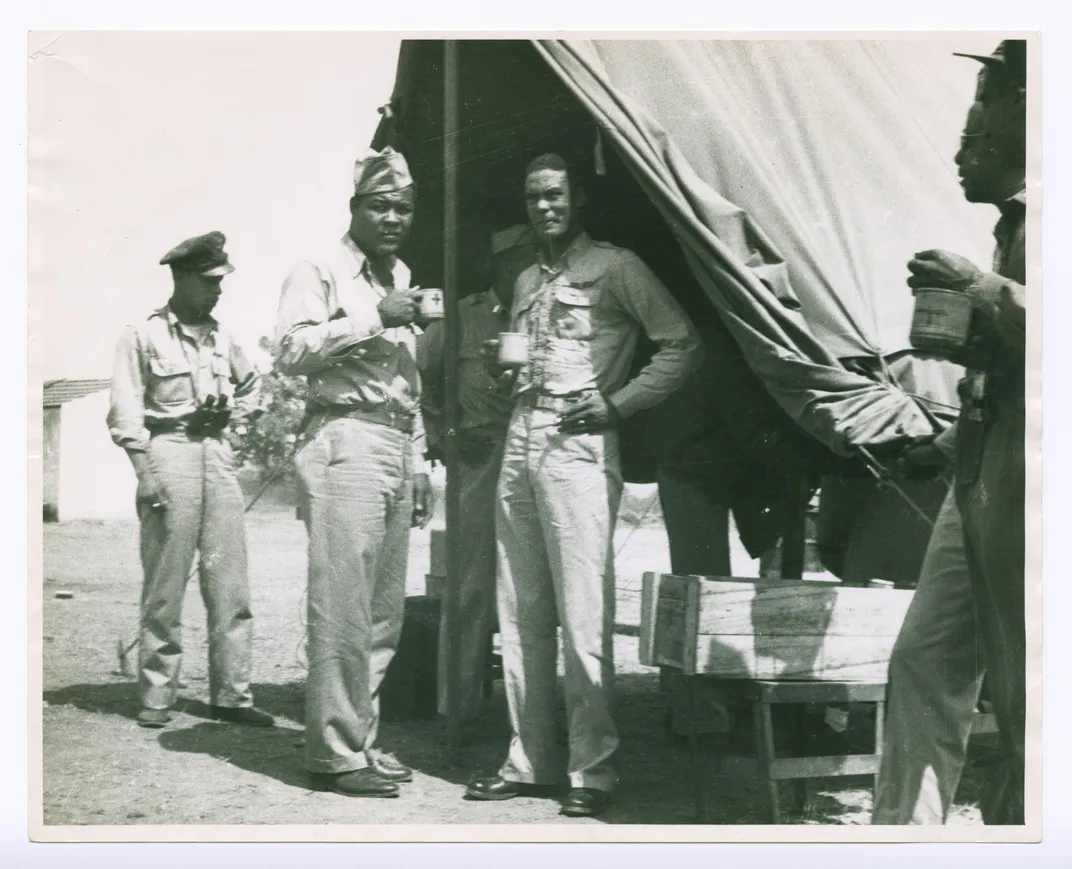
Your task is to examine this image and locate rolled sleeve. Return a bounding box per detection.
[107,325,150,452]
[967,272,1027,354]
[932,420,958,460]
[274,261,385,375]
[606,252,702,418]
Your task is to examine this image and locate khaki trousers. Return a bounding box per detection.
[295,418,412,774]
[138,433,253,710]
[874,409,1025,825]
[437,438,503,723]
[872,491,982,823]
[496,406,622,793]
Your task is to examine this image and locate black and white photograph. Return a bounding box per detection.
[27,28,1040,841]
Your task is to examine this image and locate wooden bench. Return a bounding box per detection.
[673,675,886,823]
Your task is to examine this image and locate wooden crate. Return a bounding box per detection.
[639,573,914,681]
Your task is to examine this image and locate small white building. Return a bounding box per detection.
[43,380,136,521]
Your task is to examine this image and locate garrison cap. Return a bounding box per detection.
[353,146,414,196]
[159,231,234,276]
[954,39,1027,88]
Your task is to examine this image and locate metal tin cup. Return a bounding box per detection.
[498,332,530,366]
[419,289,445,320]
[909,287,973,356]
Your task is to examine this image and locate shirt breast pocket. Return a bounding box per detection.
[148,357,194,405]
[552,286,600,341]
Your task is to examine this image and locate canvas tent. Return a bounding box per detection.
[371,39,997,743]
[373,39,995,466]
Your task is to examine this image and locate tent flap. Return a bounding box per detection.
[534,38,983,454]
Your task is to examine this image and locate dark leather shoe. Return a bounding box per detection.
[560,788,612,817]
[137,708,171,729]
[464,774,558,801]
[210,706,275,727]
[368,749,413,782]
[309,769,400,798]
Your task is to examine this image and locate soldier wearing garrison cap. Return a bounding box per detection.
[275,146,435,797]
[874,40,1028,825]
[108,231,273,730]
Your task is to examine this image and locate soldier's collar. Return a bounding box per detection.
[341,233,400,281]
[158,305,218,334]
[538,230,592,275]
[994,187,1026,238]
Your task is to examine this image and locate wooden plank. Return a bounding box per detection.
[641,572,912,679]
[752,680,886,704]
[688,634,897,680]
[650,574,691,670]
[692,577,914,638]
[684,573,701,673]
[768,754,880,780]
[713,753,881,782]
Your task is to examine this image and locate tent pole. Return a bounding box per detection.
[442,38,464,756]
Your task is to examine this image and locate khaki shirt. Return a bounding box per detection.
[934,189,1026,459]
[417,289,513,449]
[511,232,701,418]
[108,305,260,452]
[274,233,427,466]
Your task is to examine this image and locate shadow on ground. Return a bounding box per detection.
[42,671,989,825]
[43,679,309,727]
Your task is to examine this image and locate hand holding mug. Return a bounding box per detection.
[378,289,420,328]
[481,338,510,378]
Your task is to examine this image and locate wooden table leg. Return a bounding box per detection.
[792,703,809,814]
[873,699,886,801]
[684,676,707,823]
[754,699,781,824]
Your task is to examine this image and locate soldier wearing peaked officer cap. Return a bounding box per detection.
[274,147,435,798]
[108,231,273,730]
[159,230,236,276]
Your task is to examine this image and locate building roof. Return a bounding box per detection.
[43,379,110,407]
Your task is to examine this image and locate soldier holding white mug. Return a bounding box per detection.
[467,153,700,818]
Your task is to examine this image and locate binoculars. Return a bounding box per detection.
[187,395,232,438]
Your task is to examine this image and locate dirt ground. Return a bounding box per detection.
[40,478,991,828]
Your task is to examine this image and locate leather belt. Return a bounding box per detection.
[146,417,194,436]
[314,405,415,435]
[517,390,596,413]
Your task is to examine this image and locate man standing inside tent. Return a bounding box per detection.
[417,223,537,731]
[464,153,701,817]
[274,147,435,798]
[874,40,1027,825]
[108,231,274,730]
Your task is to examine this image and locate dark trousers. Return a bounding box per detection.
[957,408,1026,824]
